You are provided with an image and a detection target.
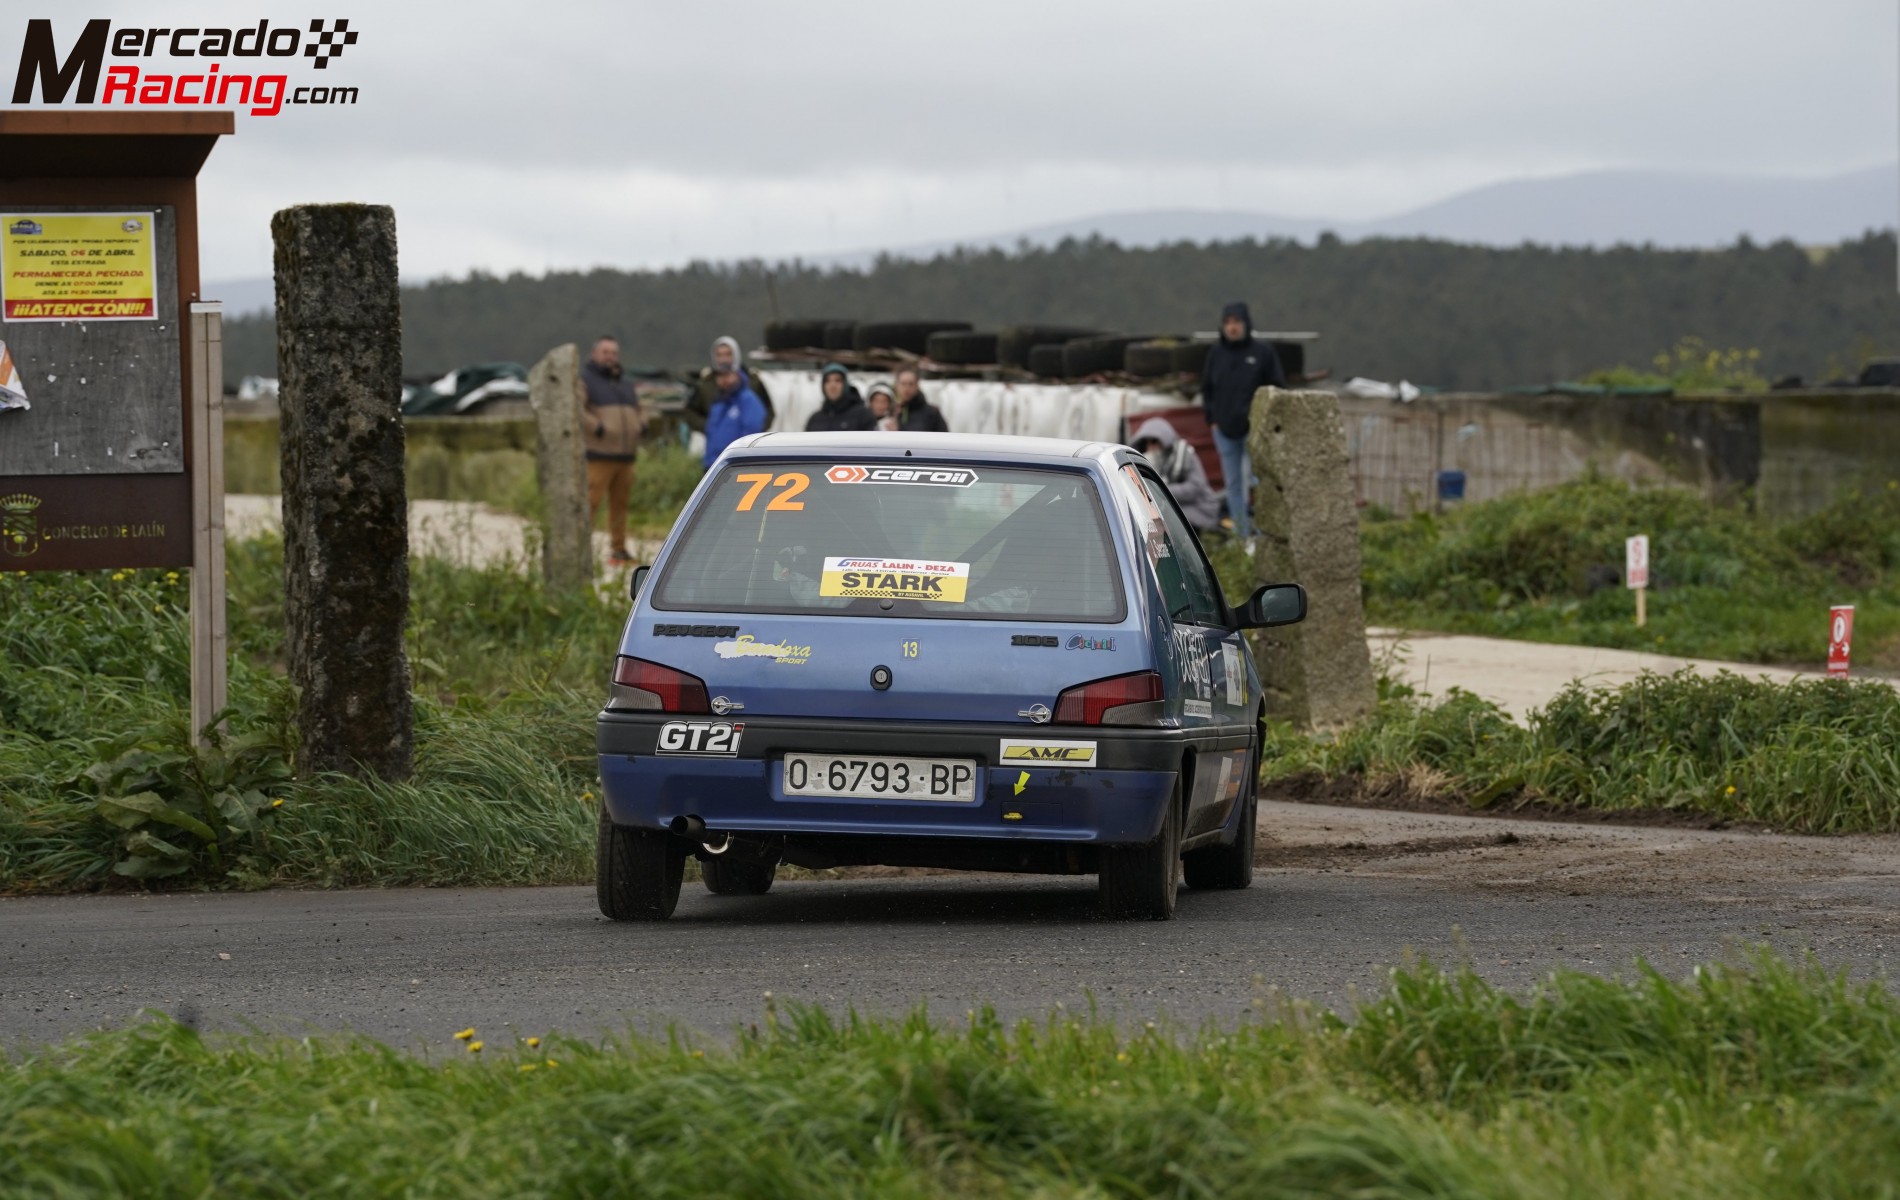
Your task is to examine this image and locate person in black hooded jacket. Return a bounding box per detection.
[1199,300,1285,542]
[804,362,874,433]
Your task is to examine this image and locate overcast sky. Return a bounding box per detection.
[15,0,1898,280]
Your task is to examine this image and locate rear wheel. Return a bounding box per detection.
[1099,782,1182,920]
[596,808,686,921]
[702,855,777,896]
[1183,735,1259,890]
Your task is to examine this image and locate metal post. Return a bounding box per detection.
[188,301,226,745]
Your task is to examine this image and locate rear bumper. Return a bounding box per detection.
[596,712,1188,846]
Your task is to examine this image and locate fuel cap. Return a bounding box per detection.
[869,665,893,690]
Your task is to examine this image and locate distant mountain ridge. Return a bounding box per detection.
[837,165,1899,264]
[208,165,1898,314]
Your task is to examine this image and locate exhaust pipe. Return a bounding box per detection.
[668,815,731,853]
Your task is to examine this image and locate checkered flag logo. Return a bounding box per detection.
[304,19,358,69]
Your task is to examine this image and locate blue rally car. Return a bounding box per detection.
[596,433,1306,921]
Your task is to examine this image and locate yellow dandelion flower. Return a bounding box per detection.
[165,571,180,582]
[454,1027,475,1041]
[153,605,163,613]
[524,1036,541,1048]
[271,798,284,808]
[518,1063,537,1072]
[1115,1052,1131,1064]
[691,1049,704,1059]
[1725,785,1736,795]
[467,1041,484,1053]
[545,1058,559,1068]
[111,572,125,582]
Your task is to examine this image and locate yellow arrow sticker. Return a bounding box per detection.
[1014,770,1029,795]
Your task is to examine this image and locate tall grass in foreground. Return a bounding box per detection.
[2,953,1896,1197]
[1267,669,1900,833]
[0,539,611,892]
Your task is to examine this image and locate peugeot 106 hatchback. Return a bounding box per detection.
[595,432,1306,921]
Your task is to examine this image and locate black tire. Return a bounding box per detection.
[702,855,777,896]
[764,319,839,352]
[1062,335,1146,378]
[1183,736,1258,890]
[596,808,686,921]
[822,322,858,350]
[1172,341,1213,375]
[852,320,972,355]
[1123,339,1179,377]
[1099,782,1182,920]
[1027,344,1069,378]
[925,330,999,365]
[997,325,1101,368]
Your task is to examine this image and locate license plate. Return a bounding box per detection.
[782,754,978,802]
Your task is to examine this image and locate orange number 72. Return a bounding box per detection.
[733,472,809,512]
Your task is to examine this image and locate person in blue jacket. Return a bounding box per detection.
[703,361,768,467]
[1200,300,1286,546]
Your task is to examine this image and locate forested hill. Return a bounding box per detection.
[222,231,1900,391]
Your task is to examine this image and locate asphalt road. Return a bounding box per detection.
[4,802,1894,1050]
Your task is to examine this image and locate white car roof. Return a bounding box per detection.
[732,431,1117,462]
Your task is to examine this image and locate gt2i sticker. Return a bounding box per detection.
[999,739,1097,765]
[826,465,978,488]
[656,721,745,756]
[820,557,970,603]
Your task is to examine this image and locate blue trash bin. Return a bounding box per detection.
[1436,470,1467,502]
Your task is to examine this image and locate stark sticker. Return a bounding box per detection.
[820,556,969,603]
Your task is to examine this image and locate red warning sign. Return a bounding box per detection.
[1827,605,1854,679]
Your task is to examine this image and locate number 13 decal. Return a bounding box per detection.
[734,472,809,512]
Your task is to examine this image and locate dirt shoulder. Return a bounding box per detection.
[1259,798,1900,920]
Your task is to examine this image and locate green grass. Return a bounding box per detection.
[1357,475,1900,666]
[2,952,1896,1197]
[1264,668,1900,833]
[0,535,612,893]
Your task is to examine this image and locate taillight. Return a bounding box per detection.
[609,656,710,713]
[1053,670,1164,726]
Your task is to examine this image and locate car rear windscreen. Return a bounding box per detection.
[654,461,1125,622]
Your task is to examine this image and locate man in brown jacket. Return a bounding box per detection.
[581,335,644,564]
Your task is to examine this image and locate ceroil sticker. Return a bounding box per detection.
[999,739,1097,765]
[826,464,978,487]
[713,634,812,665]
[820,556,969,603]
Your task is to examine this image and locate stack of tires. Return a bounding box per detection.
[852,320,971,355]
[924,330,999,365]
[763,319,846,352]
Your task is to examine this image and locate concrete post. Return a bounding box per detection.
[273,203,412,780]
[1247,387,1377,729]
[187,302,227,747]
[528,343,591,590]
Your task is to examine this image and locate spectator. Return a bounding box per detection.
[704,360,767,467]
[865,382,898,431]
[1131,417,1220,533]
[804,363,873,432]
[893,365,948,432]
[581,335,644,565]
[684,336,775,433]
[1200,300,1286,547]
